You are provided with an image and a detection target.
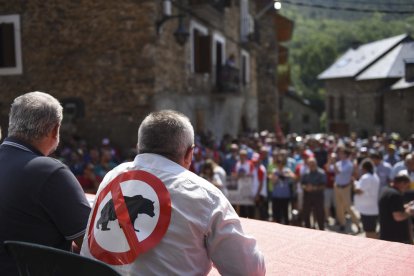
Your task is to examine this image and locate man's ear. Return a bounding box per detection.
[51,123,60,138]
[183,146,194,169]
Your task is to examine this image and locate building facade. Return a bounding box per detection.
[0,0,283,148]
[319,34,414,138]
[279,90,320,134]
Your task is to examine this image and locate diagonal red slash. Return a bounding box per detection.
[111,179,140,256]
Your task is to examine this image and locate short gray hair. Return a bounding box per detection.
[8,91,63,141]
[137,110,194,161]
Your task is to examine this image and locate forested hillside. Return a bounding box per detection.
[278,1,414,109]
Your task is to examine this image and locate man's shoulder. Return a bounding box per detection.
[29,156,67,170]
[380,187,400,199]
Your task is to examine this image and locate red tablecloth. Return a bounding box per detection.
[209,218,414,275]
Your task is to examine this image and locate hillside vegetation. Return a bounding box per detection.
[279,3,414,106]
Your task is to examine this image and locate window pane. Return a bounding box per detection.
[0,23,16,67]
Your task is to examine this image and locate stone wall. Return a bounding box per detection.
[325,77,409,137]
[0,0,157,148]
[0,0,279,148]
[384,87,414,138]
[256,11,279,132]
[282,96,320,134]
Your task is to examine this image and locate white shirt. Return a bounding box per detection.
[354,173,380,215]
[252,164,268,198]
[81,153,265,275]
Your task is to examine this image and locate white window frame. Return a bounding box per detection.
[212,32,225,83]
[241,49,250,84]
[190,20,208,73]
[212,32,226,67]
[240,0,249,42]
[0,14,23,75]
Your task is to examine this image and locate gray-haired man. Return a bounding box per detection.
[81,110,265,275]
[0,92,91,275]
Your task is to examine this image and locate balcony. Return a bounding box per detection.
[216,64,240,93]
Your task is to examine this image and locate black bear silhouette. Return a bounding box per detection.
[96,195,155,232]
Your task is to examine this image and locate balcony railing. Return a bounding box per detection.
[216,64,240,93]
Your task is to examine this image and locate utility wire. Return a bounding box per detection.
[310,0,414,7]
[280,0,414,14]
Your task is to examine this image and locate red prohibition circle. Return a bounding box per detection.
[88,170,171,265]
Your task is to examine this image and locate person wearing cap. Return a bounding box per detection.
[390,153,413,180]
[397,154,414,203]
[384,144,400,166]
[379,172,414,244]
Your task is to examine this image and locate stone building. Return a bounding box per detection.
[0,0,283,149]
[279,90,320,134]
[318,34,414,138]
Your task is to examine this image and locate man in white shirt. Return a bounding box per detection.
[81,110,265,275]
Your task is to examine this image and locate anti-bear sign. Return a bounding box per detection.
[87,170,171,265]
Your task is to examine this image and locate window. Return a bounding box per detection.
[0,14,22,75]
[212,32,225,83]
[190,21,210,74]
[241,50,250,85]
[240,0,253,42]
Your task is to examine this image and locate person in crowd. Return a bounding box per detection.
[332,146,360,232]
[0,92,91,275]
[369,151,392,192]
[384,144,400,166]
[353,159,380,238]
[81,110,265,275]
[379,172,414,244]
[251,153,268,221]
[269,155,295,225]
[222,143,239,175]
[293,149,314,225]
[76,162,100,194]
[301,158,327,230]
[323,152,337,224]
[209,158,228,196]
[390,151,412,180]
[93,148,118,179]
[397,154,414,203]
[200,160,226,196]
[234,149,255,218]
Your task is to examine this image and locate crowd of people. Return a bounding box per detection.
[56,130,414,244]
[1,91,413,276]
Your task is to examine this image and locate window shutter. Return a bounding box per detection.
[198,35,211,73]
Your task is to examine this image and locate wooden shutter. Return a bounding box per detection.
[198,35,211,73]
